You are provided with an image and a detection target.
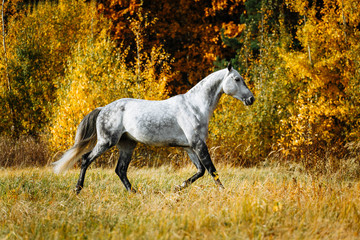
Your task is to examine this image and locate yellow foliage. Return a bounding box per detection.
[2,0,360,167]
[48,33,133,152]
[0,0,103,136]
[48,18,173,153]
[277,0,360,156]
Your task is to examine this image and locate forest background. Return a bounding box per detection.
[1,0,360,176]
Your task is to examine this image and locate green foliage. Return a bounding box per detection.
[213,1,292,163]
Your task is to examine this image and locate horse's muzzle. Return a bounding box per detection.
[244,96,255,106]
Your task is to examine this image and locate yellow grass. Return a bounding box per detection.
[1,165,359,239]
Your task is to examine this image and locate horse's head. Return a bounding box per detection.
[222,63,255,106]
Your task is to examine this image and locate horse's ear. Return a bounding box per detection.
[227,62,232,71]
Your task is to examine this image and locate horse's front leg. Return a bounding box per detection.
[174,148,205,191]
[191,139,224,190]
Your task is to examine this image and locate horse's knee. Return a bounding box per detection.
[191,139,204,151]
[191,139,209,159]
[198,167,205,177]
[115,158,129,178]
[191,139,218,175]
[115,163,125,175]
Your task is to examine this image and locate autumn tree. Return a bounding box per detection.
[1,0,360,170]
[97,0,246,94]
[278,0,360,159]
[0,0,103,136]
[209,0,295,163]
[49,24,174,154]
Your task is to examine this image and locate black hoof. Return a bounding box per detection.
[174,181,188,192]
[215,179,225,191]
[75,185,82,195]
[174,185,182,192]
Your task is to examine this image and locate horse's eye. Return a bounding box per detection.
[235,78,240,82]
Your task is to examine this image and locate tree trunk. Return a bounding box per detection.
[1,0,10,91]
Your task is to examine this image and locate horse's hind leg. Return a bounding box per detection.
[174,148,205,191]
[115,139,137,193]
[75,141,112,194]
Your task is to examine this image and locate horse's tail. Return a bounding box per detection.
[52,108,102,174]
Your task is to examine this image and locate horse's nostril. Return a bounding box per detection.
[245,96,255,105]
[250,96,255,104]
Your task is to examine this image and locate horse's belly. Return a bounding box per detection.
[123,109,189,147]
[126,124,189,147]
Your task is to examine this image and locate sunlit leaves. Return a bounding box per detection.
[0,0,102,136]
[277,0,360,157]
[98,0,246,94]
[1,0,360,166]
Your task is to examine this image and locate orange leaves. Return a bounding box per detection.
[99,0,245,94]
[205,0,244,17]
[205,0,228,16]
[222,22,246,38]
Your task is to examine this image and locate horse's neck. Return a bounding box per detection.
[184,69,226,118]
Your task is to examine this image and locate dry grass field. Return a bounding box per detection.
[1,165,360,239]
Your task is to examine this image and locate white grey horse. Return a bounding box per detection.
[53,63,255,194]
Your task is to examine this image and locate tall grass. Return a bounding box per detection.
[1,134,360,181]
[0,136,50,168]
[1,165,359,239]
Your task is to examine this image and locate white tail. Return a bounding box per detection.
[52,108,102,174]
[53,147,88,174]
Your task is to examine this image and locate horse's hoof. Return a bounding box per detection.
[174,185,182,192]
[75,186,82,195]
[214,179,225,191]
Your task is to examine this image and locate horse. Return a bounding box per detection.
[52,63,255,194]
